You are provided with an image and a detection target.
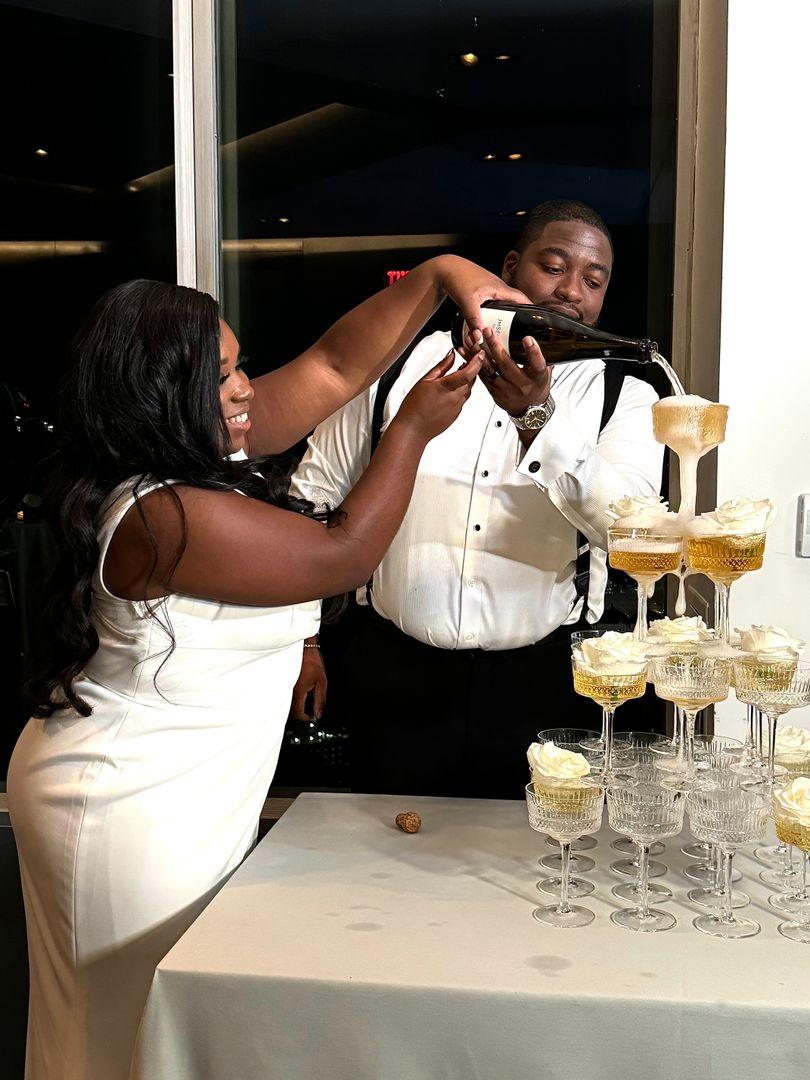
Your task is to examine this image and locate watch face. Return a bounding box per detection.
[522,404,551,429]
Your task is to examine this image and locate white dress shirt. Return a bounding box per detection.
[290,330,663,651]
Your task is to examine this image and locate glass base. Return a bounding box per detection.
[545,834,597,852]
[611,907,676,933]
[579,736,604,754]
[611,857,666,879]
[755,844,786,865]
[541,852,595,874]
[740,768,788,795]
[653,756,692,780]
[611,837,665,856]
[760,866,801,888]
[612,881,672,903]
[777,919,810,944]
[536,876,594,899]
[682,841,712,860]
[730,758,766,778]
[683,861,742,885]
[532,903,594,929]
[693,912,761,939]
[687,886,750,910]
[769,891,810,915]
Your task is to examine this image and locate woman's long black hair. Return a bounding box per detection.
[27,279,330,719]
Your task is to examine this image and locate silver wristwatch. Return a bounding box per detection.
[510,394,555,431]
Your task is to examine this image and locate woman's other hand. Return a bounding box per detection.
[393,349,483,443]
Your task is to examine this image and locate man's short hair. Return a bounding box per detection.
[514,199,614,259]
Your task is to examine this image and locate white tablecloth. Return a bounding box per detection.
[134,792,810,1080]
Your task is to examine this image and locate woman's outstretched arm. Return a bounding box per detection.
[105,352,483,607]
[246,254,528,455]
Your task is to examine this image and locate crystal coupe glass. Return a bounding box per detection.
[686,532,766,644]
[525,777,604,928]
[608,527,683,641]
[537,727,601,859]
[771,783,810,942]
[650,653,731,784]
[733,660,810,790]
[688,785,770,938]
[607,780,685,932]
[572,638,648,778]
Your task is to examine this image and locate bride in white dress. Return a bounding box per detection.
[7,259,529,1080]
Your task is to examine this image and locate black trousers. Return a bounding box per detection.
[338,606,664,801]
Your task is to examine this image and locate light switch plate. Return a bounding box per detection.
[798,495,810,558]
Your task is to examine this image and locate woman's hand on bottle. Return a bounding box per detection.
[434,255,530,345]
[393,349,483,443]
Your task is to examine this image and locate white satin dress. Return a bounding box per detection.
[7,474,318,1080]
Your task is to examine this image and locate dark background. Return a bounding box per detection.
[220,0,679,368]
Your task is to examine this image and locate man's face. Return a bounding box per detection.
[501,220,612,327]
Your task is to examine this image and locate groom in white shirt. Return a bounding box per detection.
[291,200,664,798]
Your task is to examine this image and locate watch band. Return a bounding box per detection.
[510,394,555,432]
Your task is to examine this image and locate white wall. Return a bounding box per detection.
[714,0,810,732]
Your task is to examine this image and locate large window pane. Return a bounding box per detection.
[1,1,176,772]
[218,0,680,790]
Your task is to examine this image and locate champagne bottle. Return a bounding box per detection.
[451,302,656,365]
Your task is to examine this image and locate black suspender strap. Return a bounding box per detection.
[574,362,627,601]
[366,334,427,598]
[370,334,425,457]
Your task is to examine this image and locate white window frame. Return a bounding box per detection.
[172,0,220,298]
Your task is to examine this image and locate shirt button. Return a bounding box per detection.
[467,579,475,588]
[528,461,540,473]
[473,524,481,531]
[481,470,489,477]
[495,420,502,428]
[465,633,474,641]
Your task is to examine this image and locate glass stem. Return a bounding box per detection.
[599,706,609,749]
[637,842,651,918]
[744,704,756,759]
[766,712,778,787]
[784,843,795,883]
[720,849,736,925]
[634,580,648,641]
[558,842,572,915]
[685,710,698,779]
[712,844,724,897]
[799,851,809,902]
[603,707,615,776]
[716,582,731,644]
[671,706,683,750]
[756,709,765,761]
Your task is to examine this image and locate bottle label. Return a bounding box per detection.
[464,308,515,356]
[479,307,515,355]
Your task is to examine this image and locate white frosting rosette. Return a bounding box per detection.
[688,497,776,537]
[736,624,805,661]
[775,725,810,753]
[527,741,590,781]
[574,631,648,676]
[647,616,714,644]
[606,494,679,532]
[774,777,810,828]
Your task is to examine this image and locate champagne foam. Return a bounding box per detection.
[610,537,683,552]
[653,394,717,408]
